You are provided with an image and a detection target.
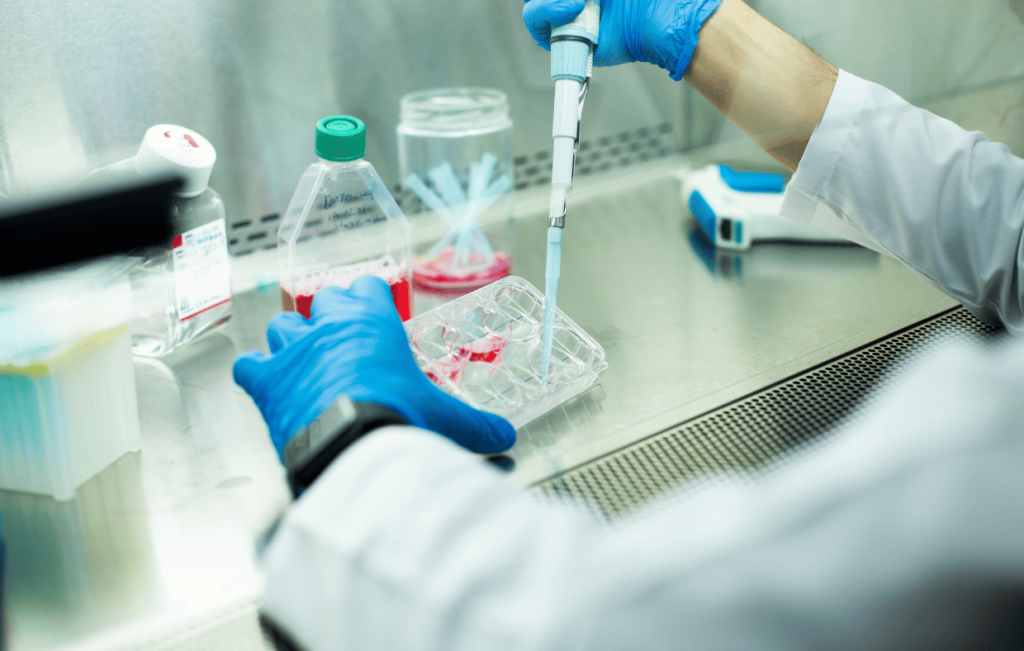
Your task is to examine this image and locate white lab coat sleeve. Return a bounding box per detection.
[258,425,625,651]
[260,340,1024,651]
[780,69,1024,333]
[581,339,1024,650]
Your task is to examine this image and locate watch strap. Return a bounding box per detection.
[284,395,407,496]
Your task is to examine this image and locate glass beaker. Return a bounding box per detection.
[397,88,514,296]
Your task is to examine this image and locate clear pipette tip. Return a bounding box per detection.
[541,226,563,386]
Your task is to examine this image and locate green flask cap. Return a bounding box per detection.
[315,116,366,162]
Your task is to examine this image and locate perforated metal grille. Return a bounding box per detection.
[513,123,675,191]
[533,308,1003,519]
[229,212,282,257]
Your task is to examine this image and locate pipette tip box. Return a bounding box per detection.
[406,276,607,429]
[0,259,141,501]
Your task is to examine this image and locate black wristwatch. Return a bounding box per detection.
[283,395,407,497]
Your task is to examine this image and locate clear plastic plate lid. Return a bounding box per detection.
[406,276,608,429]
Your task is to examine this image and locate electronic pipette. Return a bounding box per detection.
[542,0,601,385]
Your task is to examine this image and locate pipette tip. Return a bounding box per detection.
[541,226,563,386]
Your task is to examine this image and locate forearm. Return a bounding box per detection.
[685,0,837,171]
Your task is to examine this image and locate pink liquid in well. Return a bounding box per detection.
[459,333,506,365]
[413,248,511,292]
[282,260,413,321]
[423,333,507,385]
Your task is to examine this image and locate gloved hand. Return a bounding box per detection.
[523,0,724,80]
[233,276,515,459]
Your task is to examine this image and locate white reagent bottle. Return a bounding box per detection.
[125,125,233,356]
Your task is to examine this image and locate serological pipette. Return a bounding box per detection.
[542,0,601,385]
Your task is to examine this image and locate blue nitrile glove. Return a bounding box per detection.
[233,276,515,458]
[523,0,724,80]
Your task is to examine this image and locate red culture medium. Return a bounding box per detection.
[282,275,413,321]
[413,249,512,291]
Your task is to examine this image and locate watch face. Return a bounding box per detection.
[283,395,358,469]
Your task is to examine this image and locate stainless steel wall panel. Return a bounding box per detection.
[0,0,681,231]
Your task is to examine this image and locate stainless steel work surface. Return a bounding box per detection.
[506,177,955,483]
[533,308,1003,519]
[1,175,956,650]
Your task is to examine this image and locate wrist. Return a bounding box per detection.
[282,395,408,496]
[683,0,750,99]
[341,384,426,431]
[669,0,726,81]
[683,0,837,170]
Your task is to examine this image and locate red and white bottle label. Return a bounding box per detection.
[172,219,232,321]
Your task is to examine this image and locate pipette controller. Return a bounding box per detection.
[542,0,601,385]
[682,165,848,251]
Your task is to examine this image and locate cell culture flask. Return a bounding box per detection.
[279,116,413,319]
